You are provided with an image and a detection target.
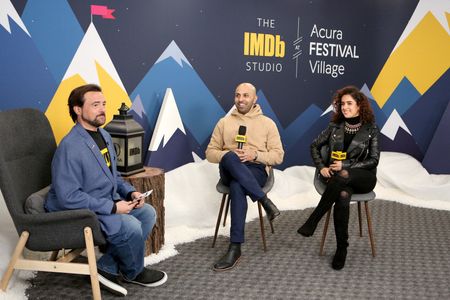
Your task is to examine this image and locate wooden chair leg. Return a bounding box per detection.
[49,250,59,261]
[358,202,362,237]
[212,194,227,248]
[84,227,101,300]
[257,202,267,252]
[319,209,332,256]
[223,195,231,227]
[1,231,29,291]
[364,202,376,257]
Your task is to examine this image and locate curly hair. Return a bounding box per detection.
[331,85,375,124]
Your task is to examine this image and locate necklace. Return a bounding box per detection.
[344,121,361,134]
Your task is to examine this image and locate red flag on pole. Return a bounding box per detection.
[91,5,115,19]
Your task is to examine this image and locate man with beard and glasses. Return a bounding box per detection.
[45,84,167,296]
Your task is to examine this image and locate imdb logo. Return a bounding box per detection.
[243,32,285,58]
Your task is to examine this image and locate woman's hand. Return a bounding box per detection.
[329,160,342,172]
[320,167,333,178]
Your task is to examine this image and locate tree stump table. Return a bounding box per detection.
[123,167,165,256]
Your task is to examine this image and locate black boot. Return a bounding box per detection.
[213,243,241,271]
[297,220,318,237]
[332,246,347,270]
[332,192,350,270]
[259,196,280,221]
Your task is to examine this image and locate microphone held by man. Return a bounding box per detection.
[235,125,247,149]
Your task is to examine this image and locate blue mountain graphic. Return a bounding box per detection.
[22,0,83,82]
[381,77,421,116]
[403,69,450,154]
[257,90,324,151]
[278,112,331,169]
[131,43,225,146]
[422,100,450,174]
[360,83,387,127]
[146,127,201,172]
[0,17,56,111]
[129,95,152,161]
[379,128,423,161]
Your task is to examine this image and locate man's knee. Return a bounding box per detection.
[220,151,239,166]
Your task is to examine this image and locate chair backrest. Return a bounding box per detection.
[0,108,56,232]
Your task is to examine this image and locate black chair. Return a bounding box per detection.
[212,167,275,251]
[0,108,106,299]
[313,146,376,257]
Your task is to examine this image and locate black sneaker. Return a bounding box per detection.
[123,267,168,287]
[97,269,127,296]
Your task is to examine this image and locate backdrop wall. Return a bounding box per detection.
[1,0,449,173]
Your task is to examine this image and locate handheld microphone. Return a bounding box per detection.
[331,151,347,161]
[235,125,247,149]
[331,144,346,161]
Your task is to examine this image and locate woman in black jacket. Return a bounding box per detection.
[297,85,380,270]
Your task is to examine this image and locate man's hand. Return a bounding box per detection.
[131,191,145,209]
[233,149,257,162]
[115,200,138,214]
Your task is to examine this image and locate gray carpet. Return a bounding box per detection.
[26,200,450,299]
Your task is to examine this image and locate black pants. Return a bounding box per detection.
[307,168,376,248]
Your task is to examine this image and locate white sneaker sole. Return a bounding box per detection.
[98,273,128,296]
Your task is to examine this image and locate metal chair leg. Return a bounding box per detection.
[319,209,332,256]
[212,194,227,248]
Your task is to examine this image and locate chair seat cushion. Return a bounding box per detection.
[24,185,50,214]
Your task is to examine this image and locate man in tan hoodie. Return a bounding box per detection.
[206,82,284,271]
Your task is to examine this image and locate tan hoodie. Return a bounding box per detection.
[206,104,284,166]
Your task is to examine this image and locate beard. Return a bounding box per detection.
[82,114,105,128]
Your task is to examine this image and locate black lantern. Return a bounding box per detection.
[104,103,145,176]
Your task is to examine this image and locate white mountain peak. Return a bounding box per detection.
[392,0,450,52]
[62,22,126,91]
[155,40,192,67]
[0,0,30,36]
[148,88,186,151]
[321,104,334,116]
[381,109,412,140]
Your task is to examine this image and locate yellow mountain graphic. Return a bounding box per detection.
[45,63,131,143]
[371,12,450,107]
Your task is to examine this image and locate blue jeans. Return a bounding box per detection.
[219,152,267,243]
[97,203,156,280]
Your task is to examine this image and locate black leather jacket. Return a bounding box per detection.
[311,122,380,172]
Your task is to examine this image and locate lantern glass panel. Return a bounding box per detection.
[127,136,142,166]
[111,137,125,167]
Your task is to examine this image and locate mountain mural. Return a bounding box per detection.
[403,69,450,153]
[131,40,225,148]
[45,22,132,143]
[422,100,450,174]
[0,0,56,111]
[22,0,83,83]
[146,88,201,171]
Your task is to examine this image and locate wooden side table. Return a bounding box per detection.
[123,167,165,256]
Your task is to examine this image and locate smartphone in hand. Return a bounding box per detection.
[135,190,153,200]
